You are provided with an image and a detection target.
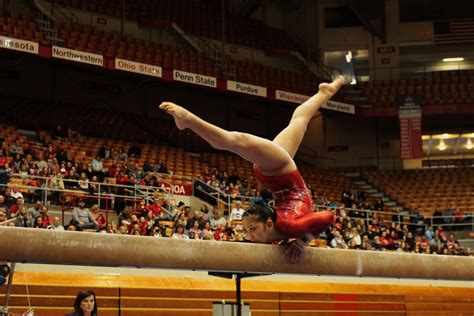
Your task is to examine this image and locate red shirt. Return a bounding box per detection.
[214,230,229,241]
[146,204,162,216]
[41,215,54,228]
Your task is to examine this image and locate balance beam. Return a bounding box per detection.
[0,227,472,280]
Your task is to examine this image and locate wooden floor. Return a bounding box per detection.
[1,272,473,315]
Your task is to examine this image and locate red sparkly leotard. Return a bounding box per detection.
[253,164,334,239]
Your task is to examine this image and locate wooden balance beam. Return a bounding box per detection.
[0,227,472,280]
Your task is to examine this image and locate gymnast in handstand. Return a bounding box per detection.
[160,76,345,262]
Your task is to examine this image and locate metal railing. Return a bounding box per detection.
[314,204,474,231]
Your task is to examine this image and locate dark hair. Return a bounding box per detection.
[243,203,276,223]
[73,289,98,315]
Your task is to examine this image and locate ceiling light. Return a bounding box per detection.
[443,57,464,62]
[467,138,473,150]
[438,140,446,151]
[345,51,352,63]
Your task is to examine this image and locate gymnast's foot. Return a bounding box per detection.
[159,102,191,130]
[318,75,345,97]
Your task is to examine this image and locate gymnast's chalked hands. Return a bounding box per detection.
[284,238,306,263]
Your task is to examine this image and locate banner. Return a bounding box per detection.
[399,95,423,159]
[322,100,356,114]
[52,46,103,66]
[173,70,217,88]
[158,182,192,196]
[115,58,162,78]
[227,80,267,97]
[0,36,38,54]
[275,90,309,104]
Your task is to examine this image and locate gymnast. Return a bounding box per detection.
[160,76,345,262]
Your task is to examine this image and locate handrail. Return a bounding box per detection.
[314,204,474,230]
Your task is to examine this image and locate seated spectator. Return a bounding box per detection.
[454,207,464,223]
[0,195,10,218]
[47,216,64,230]
[118,224,128,234]
[28,200,43,219]
[71,199,99,231]
[0,161,12,185]
[172,224,189,239]
[188,220,202,239]
[33,216,45,229]
[0,209,7,224]
[98,145,110,159]
[330,230,348,249]
[90,205,106,231]
[200,221,214,240]
[229,201,245,221]
[9,197,25,218]
[433,208,443,225]
[128,142,142,158]
[14,207,33,228]
[210,210,226,229]
[153,225,168,238]
[348,227,361,247]
[127,214,140,234]
[39,206,53,228]
[78,172,89,191]
[2,188,16,208]
[10,186,23,200]
[105,222,116,234]
[214,224,230,241]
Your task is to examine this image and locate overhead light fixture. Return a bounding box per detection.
[345,51,352,63]
[467,138,473,150]
[438,139,446,151]
[442,57,464,62]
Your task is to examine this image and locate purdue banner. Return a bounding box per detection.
[0,36,38,54]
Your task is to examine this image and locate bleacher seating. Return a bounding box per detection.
[0,11,48,44]
[362,168,474,214]
[358,70,474,107]
[46,0,301,52]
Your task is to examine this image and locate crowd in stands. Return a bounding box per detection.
[0,131,472,257]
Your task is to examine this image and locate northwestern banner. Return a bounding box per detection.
[0,36,38,54]
[52,46,104,66]
[115,58,162,78]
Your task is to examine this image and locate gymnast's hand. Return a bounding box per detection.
[284,238,305,263]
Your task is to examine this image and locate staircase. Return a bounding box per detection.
[344,171,406,213]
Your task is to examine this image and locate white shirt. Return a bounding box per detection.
[229,207,245,221]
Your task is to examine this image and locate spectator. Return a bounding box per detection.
[9,197,25,218]
[229,201,245,221]
[91,155,105,181]
[66,289,98,316]
[2,188,16,208]
[128,142,141,158]
[47,216,64,230]
[432,208,443,225]
[10,186,23,200]
[172,223,189,239]
[210,210,226,229]
[33,216,45,229]
[118,207,132,226]
[0,195,10,218]
[28,200,43,219]
[90,205,106,231]
[454,207,464,224]
[39,206,53,228]
[214,224,230,241]
[201,221,214,240]
[188,220,202,239]
[444,205,454,229]
[0,209,7,224]
[78,173,89,191]
[71,199,99,231]
[330,230,348,249]
[14,207,33,228]
[98,145,110,159]
[0,162,12,185]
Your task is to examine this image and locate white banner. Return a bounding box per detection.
[227,81,267,97]
[322,100,356,115]
[173,70,217,88]
[52,46,103,66]
[275,90,309,104]
[0,36,38,54]
[115,58,162,78]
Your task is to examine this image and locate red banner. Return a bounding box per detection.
[399,117,423,159]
